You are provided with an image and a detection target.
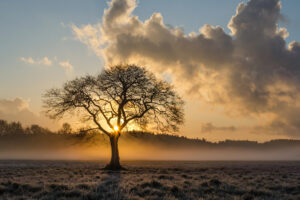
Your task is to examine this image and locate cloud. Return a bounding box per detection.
[41,57,52,66]
[253,107,300,138]
[72,24,103,57]
[20,56,74,74]
[20,57,35,64]
[71,0,300,137]
[200,122,236,133]
[0,98,29,114]
[20,57,52,66]
[0,98,58,129]
[59,61,74,74]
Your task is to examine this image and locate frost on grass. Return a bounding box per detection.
[0,161,299,199]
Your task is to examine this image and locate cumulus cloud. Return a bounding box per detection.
[0,98,58,129]
[72,0,300,137]
[59,61,74,74]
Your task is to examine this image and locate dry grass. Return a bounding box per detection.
[0,160,299,200]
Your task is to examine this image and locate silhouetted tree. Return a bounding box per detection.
[58,123,72,134]
[30,124,42,135]
[8,122,23,135]
[43,65,184,170]
[0,120,8,135]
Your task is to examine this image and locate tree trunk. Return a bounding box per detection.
[104,135,123,170]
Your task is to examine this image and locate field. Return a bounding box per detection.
[0,161,299,200]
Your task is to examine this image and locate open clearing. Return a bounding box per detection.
[0,160,299,200]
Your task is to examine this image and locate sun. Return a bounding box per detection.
[113,125,119,131]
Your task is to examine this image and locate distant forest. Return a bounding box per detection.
[1,119,299,150]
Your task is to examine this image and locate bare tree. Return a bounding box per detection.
[43,65,184,170]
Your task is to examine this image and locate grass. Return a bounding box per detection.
[0,160,299,199]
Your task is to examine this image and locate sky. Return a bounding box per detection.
[0,0,300,141]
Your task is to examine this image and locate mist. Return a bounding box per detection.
[1,132,299,161]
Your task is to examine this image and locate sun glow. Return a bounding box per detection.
[114,125,119,131]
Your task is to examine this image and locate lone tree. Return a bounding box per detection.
[43,65,184,170]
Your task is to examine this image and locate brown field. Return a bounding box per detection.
[0,160,299,200]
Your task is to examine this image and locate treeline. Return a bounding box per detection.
[0,119,300,149]
[119,131,300,149]
[0,120,76,136]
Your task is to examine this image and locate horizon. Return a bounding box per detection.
[1,118,300,143]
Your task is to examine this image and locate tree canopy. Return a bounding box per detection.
[43,65,184,137]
